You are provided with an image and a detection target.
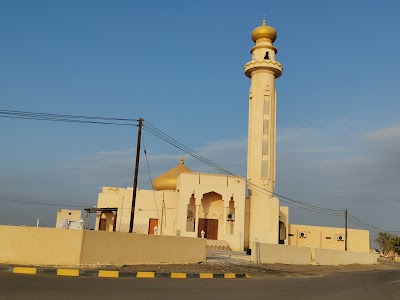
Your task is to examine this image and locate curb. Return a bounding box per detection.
[1,266,249,279]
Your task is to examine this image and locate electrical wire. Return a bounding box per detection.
[0,109,343,216]
[0,197,90,208]
[142,122,237,177]
[0,109,137,126]
[0,109,137,122]
[142,120,344,216]
[142,135,160,221]
[348,213,400,234]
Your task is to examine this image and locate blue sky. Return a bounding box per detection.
[0,1,399,238]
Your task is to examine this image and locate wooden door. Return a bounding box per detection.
[99,218,107,231]
[207,219,218,240]
[113,216,117,232]
[148,218,159,235]
[198,218,218,240]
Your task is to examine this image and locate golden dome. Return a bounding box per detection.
[152,157,192,191]
[251,19,277,43]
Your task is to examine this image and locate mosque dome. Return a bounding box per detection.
[152,157,192,191]
[251,20,277,43]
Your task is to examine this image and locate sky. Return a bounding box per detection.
[0,1,399,240]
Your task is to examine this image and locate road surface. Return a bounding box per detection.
[1,269,400,299]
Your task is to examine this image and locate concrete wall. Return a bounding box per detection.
[0,226,83,265]
[244,198,250,249]
[253,242,311,265]
[80,230,206,265]
[134,189,179,236]
[314,248,377,265]
[226,233,244,252]
[252,242,377,266]
[249,195,279,245]
[279,206,289,242]
[0,226,206,266]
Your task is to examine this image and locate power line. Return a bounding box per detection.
[142,122,237,177]
[0,197,90,208]
[142,135,160,221]
[0,109,342,216]
[0,109,137,126]
[347,217,380,234]
[142,120,344,216]
[348,213,400,234]
[0,109,137,122]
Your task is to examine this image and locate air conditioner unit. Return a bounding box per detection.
[227,213,235,221]
[299,231,307,238]
[337,234,345,241]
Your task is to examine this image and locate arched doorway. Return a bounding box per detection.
[197,192,223,240]
[279,221,286,244]
[99,212,107,231]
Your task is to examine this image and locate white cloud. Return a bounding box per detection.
[63,139,248,189]
[363,125,400,142]
[63,148,135,186]
[187,138,247,175]
[276,122,400,230]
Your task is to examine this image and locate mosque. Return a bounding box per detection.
[92,21,370,253]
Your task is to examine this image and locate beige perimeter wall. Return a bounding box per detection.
[80,230,206,265]
[0,226,206,266]
[253,243,311,265]
[0,226,83,265]
[253,242,378,266]
[314,248,377,265]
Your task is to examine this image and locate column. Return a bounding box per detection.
[194,204,200,236]
[223,206,228,238]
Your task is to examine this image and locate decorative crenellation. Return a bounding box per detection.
[244,60,282,68]
[244,60,283,78]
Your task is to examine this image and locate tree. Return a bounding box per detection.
[393,236,400,255]
[374,232,396,255]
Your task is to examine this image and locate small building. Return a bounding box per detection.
[288,224,370,253]
[55,209,82,228]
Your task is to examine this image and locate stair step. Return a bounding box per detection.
[206,239,231,251]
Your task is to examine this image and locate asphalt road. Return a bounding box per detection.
[1,270,400,300]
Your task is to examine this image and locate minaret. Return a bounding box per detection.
[244,20,283,246]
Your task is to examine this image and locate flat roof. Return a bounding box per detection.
[84,207,118,214]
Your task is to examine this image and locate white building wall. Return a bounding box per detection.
[96,187,179,235]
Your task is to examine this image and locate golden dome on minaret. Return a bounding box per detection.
[251,19,277,43]
[152,156,192,191]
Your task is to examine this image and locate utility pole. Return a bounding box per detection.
[345,208,348,251]
[129,118,143,233]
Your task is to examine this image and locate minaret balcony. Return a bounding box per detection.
[244,60,283,78]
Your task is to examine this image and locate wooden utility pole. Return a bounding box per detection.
[345,208,348,251]
[129,118,143,233]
